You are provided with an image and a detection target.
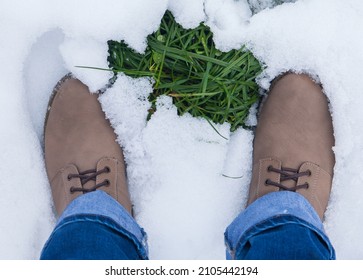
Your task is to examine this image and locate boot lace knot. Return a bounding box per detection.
[68,166,110,194]
[265,165,311,191]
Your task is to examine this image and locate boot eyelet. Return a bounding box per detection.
[267,165,273,172]
[70,187,75,193]
[67,175,72,181]
[265,179,270,186]
[105,166,111,173]
[104,179,110,186]
[305,182,309,189]
[307,169,312,176]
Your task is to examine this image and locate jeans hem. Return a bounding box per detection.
[44,190,148,259]
[225,191,335,259]
[41,214,148,260]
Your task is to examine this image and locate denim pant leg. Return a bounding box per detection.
[225,192,336,260]
[40,190,148,260]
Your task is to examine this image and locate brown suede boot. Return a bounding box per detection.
[247,73,335,220]
[44,75,132,216]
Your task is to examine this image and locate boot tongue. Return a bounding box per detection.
[83,179,95,190]
[76,167,104,192]
[279,166,300,189]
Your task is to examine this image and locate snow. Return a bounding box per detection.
[1,0,363,259]
[247,0,297,14]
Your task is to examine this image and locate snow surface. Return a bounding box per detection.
[1,0,363,259]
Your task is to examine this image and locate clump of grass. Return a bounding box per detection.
[108,10,262,132]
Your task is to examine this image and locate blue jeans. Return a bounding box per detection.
[40,190,335,260]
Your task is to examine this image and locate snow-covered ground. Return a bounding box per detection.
[1,0,362,259]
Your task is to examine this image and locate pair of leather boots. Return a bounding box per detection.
[44,73,334,220]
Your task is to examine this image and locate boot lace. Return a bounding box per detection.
[68,166,110,194]
[265,165,311,191]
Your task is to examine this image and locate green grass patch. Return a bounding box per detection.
[107,10,262,132]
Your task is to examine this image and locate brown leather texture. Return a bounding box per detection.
[44,76,132,215]
[248,73,335,220]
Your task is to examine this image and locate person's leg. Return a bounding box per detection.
[225,191,335,260]
[225,73,335,260]
[41,75,147,260]
[41,220,142,260]
[238,224,331,260]
[236,224,332,260]
[41,191,147,260]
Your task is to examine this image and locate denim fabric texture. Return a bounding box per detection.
[40,190,148,260]
[235,219,333,259]
[40,215,144,259]
[224,191,335,260]
[41,190,335,260]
